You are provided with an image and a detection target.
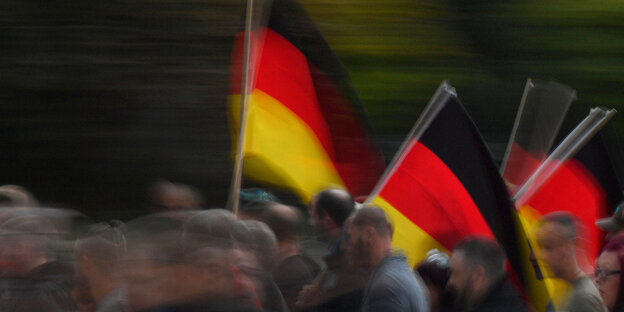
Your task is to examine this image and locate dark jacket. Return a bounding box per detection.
[457,276,530,312]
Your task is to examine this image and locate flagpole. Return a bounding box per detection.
[513,107,616,205]
[363,81,456,206]
[227,0,255,215]
[499,78,533,175]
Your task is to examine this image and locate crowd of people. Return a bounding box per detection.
[1,183,624,312]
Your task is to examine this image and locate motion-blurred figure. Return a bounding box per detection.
[233,219,288,312]
[241,198,321,311]
[0,214,75,311]
[448,237,529,312]
[75,221,128,312]
[297,189,365,312]
[415,250,454,312]
[342,206,429,312]
[535,212,606,312]
[147,180,204,213]
[595,233,624,312]
[0,184,38,208]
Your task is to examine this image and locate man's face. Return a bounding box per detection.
[342,222,368,268]
[535,222,570,278]
[309,203,331,242]
[447,251,475,306]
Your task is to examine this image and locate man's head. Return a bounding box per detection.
[448,237,506,308]
[534,211,579,280]
[309,189,355,242]
[0,185,38,208]
[342,206,392,269]
[259,203,301,244]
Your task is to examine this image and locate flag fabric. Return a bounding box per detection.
[499,79,576,312]
[513,130,622,311]
[370,83,522,277]
[517,131,623,268]
[501,79,575,197]
[229,0,384,203]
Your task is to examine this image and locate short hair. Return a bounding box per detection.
[235,220,278,272]
[313,189,355,227]
[453,236,506,282]
[182,209,238,252]
[350,206,392,237]
[260,204,300,243]
[539,211,580,243]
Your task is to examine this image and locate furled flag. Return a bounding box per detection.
[229,0,384,204]
[367,82,521,273]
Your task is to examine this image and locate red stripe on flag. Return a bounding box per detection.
[253,29,335,157]
[379,139,494,250]
[524,159,608,263]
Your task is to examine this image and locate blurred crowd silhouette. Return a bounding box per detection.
[2,183,624,312]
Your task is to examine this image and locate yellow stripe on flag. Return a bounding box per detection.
[372,196,448,267]
[230,90,346,203]
[516,205,572,312]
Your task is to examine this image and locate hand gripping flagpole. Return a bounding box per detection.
[227,0,256,215]
[363,81,457,206]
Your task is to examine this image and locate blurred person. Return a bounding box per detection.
[296,189,365,312]
[74,221,128,312]
[595,233,624,311]
[121,214,189,311]
[597,203,624,242]
[415,250,454,312]
[147,180,204,213]
[0,184,38,208]
[342,206,429,312]
[124,212,254,312]
[239,194,320,311]
[73,272,96,312]
[260,203,321,311]
[0,214,75,311]
[233,219,288,312]
[447,236,529,312]
[535,212,606,312]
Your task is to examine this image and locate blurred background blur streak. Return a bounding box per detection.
[0,0,623,219]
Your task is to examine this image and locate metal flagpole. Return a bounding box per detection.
[363,81,456,206]
[227,0,255,215]
[513,107,616,205]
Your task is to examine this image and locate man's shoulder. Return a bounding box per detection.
[364,255,429,311]
[566,276,606,312]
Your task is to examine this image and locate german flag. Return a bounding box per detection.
[229,0,384,203]
[370,82,521,275]
[514,125,621,311]
[501,79,575,197]
[517,131,623,269]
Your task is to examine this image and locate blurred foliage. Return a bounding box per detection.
[1,0,623,219]
[302,0,624,141]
